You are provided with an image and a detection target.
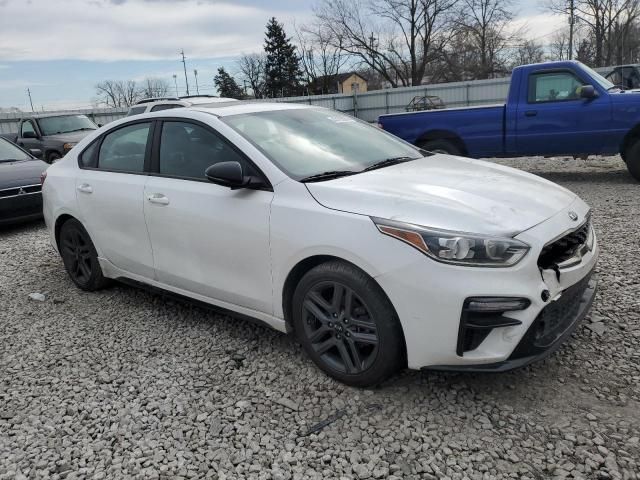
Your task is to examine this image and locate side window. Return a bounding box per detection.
[98,122,151,172]
[528,72,585,103]
[21,121,36,137]
[151,104,182,112]
[159,121,252,179]
[606,70,622,87]
[79,140,99,168]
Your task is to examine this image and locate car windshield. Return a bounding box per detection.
[222,108,423,180]
[38,115,97,136]
[579,63,615,90]
[0,138,30,162]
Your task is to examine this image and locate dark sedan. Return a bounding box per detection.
[0,138,49,226]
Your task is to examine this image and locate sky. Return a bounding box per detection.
[0,0,564,111]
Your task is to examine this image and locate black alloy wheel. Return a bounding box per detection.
[59,219,109,291]
[302,281,379,374]
[293,261,404,387]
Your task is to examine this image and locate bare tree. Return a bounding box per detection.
[95,80,142,107]
[547,0,640,66]
[452,0,516,79]
[314,0,458,87]
[549,29,572,60]
[140,78,171,99]
[238,53,267,98]
[510,39,546,67]
[296,22,348,93]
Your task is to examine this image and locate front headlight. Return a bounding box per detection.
[63,142,77,150]
[373,218,530,267]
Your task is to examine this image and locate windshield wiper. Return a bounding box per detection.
[299,170,357,183]
[361,156,415,172]
[65,127,95,133]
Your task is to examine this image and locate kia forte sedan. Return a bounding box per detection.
[42,103,598,386]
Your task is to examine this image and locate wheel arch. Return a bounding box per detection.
[281,254,407,363]
[620,123,640,160]
[416,129,468,155]
[54,213,77,251]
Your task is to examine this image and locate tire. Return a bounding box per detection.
[58,219,110,291]
[419,139,462,155]
[292,260,405,387]
[47,152,62,164]
[624,139,640,181]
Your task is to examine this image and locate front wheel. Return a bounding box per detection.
[292,261,405,387]
[624,139,640,181]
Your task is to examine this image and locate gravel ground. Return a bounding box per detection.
[1,155,639,480]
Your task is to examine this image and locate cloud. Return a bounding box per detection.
[0,0,311,62]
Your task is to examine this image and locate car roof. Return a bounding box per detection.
[192,101,315,117]
[26,112,86,119]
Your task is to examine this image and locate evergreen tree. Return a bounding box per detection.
[264,17,302,97]
[213,67,245,99]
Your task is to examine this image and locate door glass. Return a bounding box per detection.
[21,121,36,137]
[151,104,182,112]
[98,122,150,172]
[159,121,249,179]
[529,72,585,103]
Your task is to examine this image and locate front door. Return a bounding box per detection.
[516,69,612,156]
[143,120,274,314]
[75,121,155,279]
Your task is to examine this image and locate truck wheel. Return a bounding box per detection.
[623,139,640,181]
[47,152,62,164]
[419,139,461,155]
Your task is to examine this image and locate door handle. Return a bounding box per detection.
[77,183,93,194]
[525,110,538,117]
[147,193,170,205]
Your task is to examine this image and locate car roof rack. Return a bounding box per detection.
[135,97,181,105]
[179,95,219,99]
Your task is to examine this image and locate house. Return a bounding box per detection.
[309,72,368,95]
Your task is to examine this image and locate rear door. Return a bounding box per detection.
[516,69,612,156]
[142,119,274,313]
[75,120,155,278]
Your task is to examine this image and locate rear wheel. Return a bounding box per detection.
[59,219,110,291]
[419,139,461,155]
[292,261,404,387]
[623,139,640,181]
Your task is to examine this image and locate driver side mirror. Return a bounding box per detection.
[23,131,38,139]
[205,161,266,190]
[580,85,597,99]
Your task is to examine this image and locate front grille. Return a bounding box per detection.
[0,184,42,199]
[538,217,590,269]
[510,271,593,360]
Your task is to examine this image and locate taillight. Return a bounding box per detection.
[40,170,47,185]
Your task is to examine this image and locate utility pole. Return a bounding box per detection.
[568,0,575,60]
[180,50,190,96]
[26,88,34,112]
[194,69,199,95]
[173,74,178,96]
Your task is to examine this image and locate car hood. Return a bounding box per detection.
[45,130,96,142]
[305,155,577,236]
[0,159,49,189]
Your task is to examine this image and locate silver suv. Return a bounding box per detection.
[126,95,238,116]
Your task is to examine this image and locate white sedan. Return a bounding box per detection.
[42,103,598,386]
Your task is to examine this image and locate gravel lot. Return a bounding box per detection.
[1,156,639,480]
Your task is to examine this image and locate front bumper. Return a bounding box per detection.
[375,198,599,370]
[427,272,597,372]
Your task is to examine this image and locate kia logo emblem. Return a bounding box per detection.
[568,211,579,221]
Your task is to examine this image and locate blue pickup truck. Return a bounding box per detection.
[378,60,640,181]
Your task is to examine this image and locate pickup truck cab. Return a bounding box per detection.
[378,60,640,180]
[10,113,98,163]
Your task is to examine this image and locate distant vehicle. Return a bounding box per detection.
[378,60,640,181]
[0,137,48,226]
[126,95,239,116]
[43,102,597,386]
[405,95,446,112]
[604,64,640,90]
[3,113,98,164]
